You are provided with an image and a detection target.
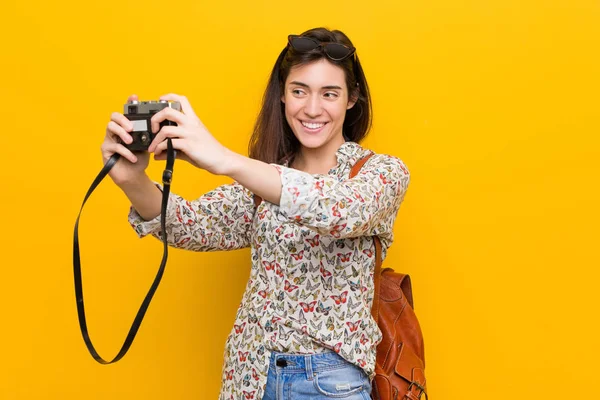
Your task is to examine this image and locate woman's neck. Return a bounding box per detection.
[291,137,346,174]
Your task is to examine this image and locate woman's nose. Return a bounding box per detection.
[303,95,323,117]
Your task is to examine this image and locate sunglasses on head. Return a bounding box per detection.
[287,34,356,61]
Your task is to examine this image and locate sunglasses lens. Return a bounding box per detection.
[324,43,352,60]
[291,37,319,52]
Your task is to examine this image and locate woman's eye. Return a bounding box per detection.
[324,92,339,98]
[292,89,305,96]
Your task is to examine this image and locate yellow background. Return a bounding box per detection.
[1,0,598,398]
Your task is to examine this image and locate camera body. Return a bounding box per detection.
[122,100,182,151]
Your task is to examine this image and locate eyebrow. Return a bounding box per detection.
[289,81,343,90]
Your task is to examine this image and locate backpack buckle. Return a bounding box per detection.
[407,381,427,399]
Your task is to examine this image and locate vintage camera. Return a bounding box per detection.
[122,100,182,151]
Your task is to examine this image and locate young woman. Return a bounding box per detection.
[101,27,410,400]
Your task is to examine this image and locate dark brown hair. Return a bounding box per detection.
[247,27,373,165]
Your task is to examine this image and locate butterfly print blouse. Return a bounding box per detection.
[128,141,410,399]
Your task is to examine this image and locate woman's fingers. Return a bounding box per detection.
[159,93,198,118]
[153,138,186,158]
[110,111,134,132]
[150,107,187,137]
[148,125,185,153]
[107,120,133,144]
[102,141,138,163]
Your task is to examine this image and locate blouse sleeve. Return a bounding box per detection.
[128,181,255,252]
[271,154,410,240]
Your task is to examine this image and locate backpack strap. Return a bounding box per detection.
[348,153,383,322]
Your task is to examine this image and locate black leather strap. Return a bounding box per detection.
[73,139,175,364]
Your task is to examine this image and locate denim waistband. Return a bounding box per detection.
[268,349,352,374]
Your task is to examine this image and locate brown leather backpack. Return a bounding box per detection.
[350,154,428,400]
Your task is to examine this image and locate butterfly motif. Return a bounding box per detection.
[284,280,299,293]
[243,373,251,387]
[252,368,259,381]
[287,187,300,203]
[258,290,269,299]
[290,250,304,261]
[290,309,307,325]
[310,320,324,331]
[344,328,359,345]
[242,390,256,400]
[234,322,246,334]
[320,264,332,277]
[317,301,332,316]
[262,300,272,312]
[332,204,341,217]
[333,329,344,341]
[225,369,234,380]
[340,347,355,360]
[258,274,269,285]
[306,234,320,247]
[238,351,249,362]
[321,276,333,290]
[279,325,294,341]
[362,248,374,258]
[379,172,392,184]
[333,342,343,353]
[176,236,191,246]
[262,261,276,271]
[330,224,347,238]
[320,332,332,341]
[360,334,369,345]
[326,316,335,331]
[331,291,348,305]
[348,296,362,310]
[243,329,253,342]
[333,277,346,291]
[322,241,335,253]
[349,279,361,292]
[357,358,367,368]
[293,275,307,285]
[300,301,317,313]
[346,320,362,333]
[257,208,269,220]
[300,263,308,274]
[337,252,352,262]
[275,264,283,278]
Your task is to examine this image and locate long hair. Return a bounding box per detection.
[248,27,373,165]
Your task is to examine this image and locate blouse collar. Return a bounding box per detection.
[283,141,369,178]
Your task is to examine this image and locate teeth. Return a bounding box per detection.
[302,121,326,129]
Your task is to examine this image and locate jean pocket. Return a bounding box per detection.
[313,365,369,398]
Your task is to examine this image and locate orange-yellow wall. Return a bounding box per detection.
[1,0,598,398]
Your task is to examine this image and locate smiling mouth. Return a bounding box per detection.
[301,120,328,130]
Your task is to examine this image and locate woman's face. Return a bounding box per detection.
[282,59,356,153]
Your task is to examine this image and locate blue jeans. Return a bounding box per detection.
[262,350,372,399]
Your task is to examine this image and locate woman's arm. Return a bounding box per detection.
[128,179,255,252]
[224,149,282,206]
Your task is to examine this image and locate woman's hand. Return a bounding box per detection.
[101,94,150,186]
[149,93,231,175]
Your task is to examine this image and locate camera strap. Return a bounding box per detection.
[73,139,175,364]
